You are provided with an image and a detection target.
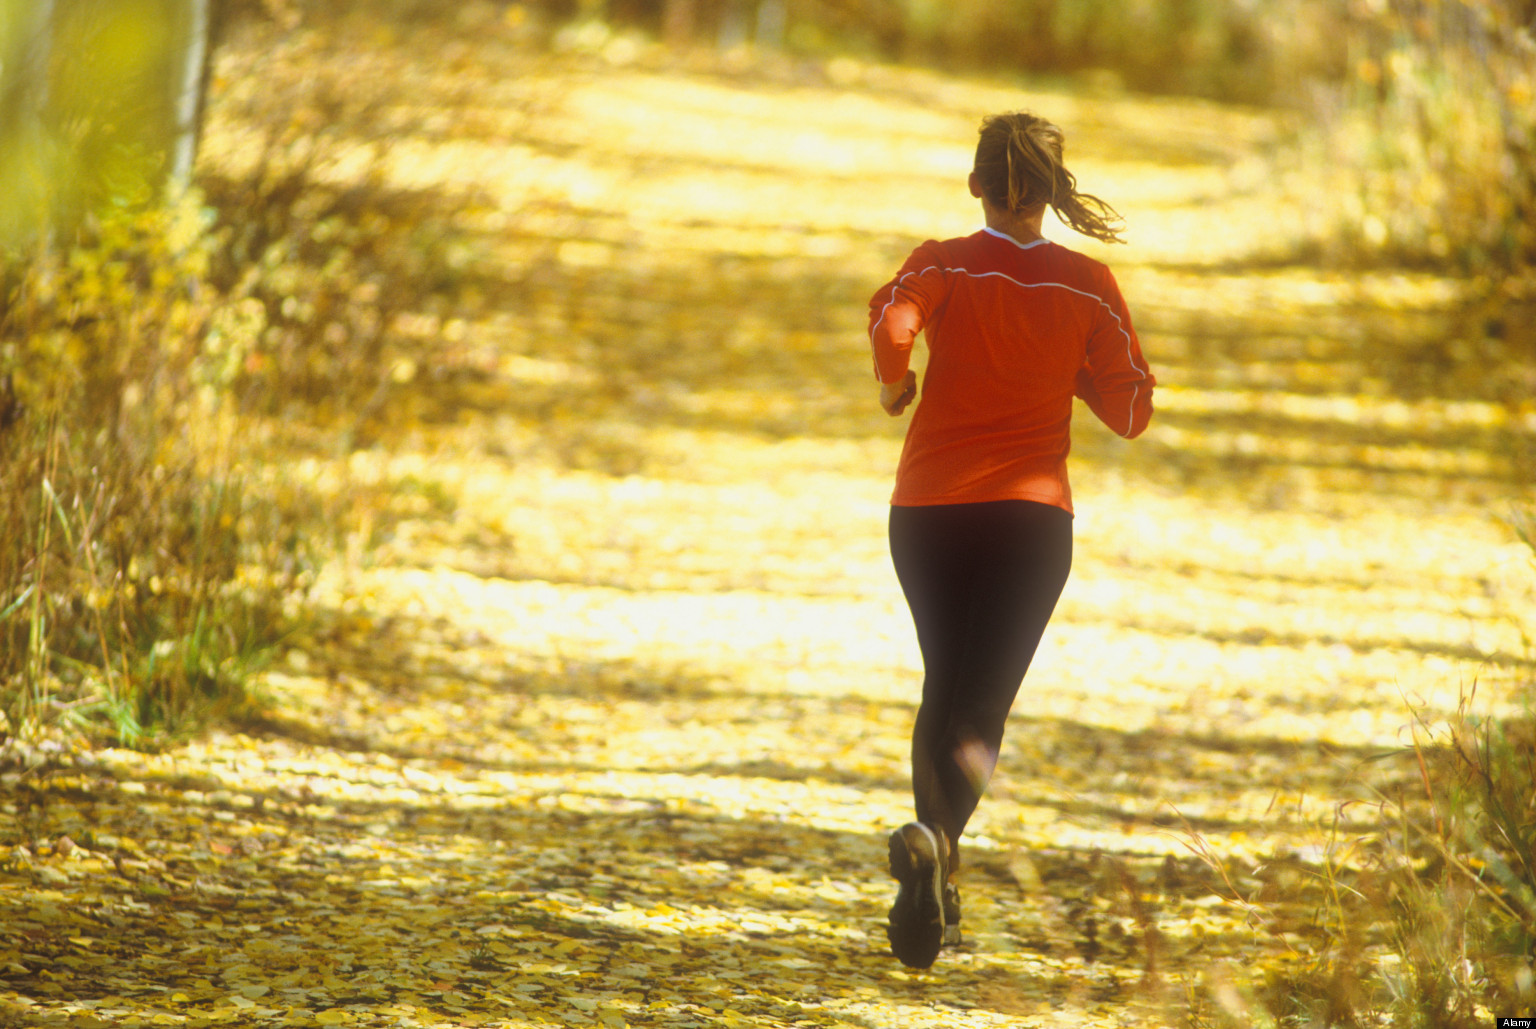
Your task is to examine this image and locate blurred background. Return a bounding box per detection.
[3,0,1535,259]
[1,1,1535,1022]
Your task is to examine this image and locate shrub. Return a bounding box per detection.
[1260,510,1536,1026]
[1300,0,1536,278]
[1379,702,1536,1026]
[0,196,302,748]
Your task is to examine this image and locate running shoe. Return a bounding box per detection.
[886,822,947,968]
[942,880,962,947]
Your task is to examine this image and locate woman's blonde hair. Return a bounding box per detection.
[973,112,1125,244]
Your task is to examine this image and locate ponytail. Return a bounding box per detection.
[973,112,1126,244]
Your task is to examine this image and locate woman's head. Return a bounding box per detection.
[970,112,1125,244]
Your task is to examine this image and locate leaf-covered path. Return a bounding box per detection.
[4,12,1534,1028]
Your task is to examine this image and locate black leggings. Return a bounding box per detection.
[889,500,1073,871]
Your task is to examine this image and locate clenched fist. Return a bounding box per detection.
[880,371,917,416]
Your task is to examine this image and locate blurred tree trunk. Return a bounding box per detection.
[718,0,748,47]
[755,0,785,46]
[3,0,215,236]
[716,0,786,49]
[0,0,56,126]
[663,0,696,45]
[168,0,212,194]
[0,0,58,244]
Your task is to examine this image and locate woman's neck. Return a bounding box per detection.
[983,202,1046,244]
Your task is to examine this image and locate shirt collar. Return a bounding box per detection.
[982,226,1051,250]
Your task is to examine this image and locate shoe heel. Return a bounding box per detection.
[889,822,940,878]
[886,823,945,969]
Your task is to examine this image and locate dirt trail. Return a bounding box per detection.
[2,14,1533,1029]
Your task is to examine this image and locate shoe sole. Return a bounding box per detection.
[943,882,962,948]
[887,823,944,968]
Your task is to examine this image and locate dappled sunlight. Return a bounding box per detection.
[4,8,1535,1029]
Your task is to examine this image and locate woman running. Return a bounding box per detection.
[869,111,1156,969]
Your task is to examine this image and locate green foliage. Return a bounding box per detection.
[202,164,466,438]
[190,19,498,444]
[1306,0,1536,279]
[0,198,305,748]
[1370,706,1536,1026]
[0,0,197,245]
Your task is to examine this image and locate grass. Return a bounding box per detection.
[1251,679,1536,1027]
[1379,689,1535,1024]
[0,199,303,749]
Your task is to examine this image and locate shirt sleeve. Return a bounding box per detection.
[1074,267,1155,438]
[867,241,949,384]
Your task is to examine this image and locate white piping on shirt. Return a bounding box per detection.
[869,263,1149,438]
[869,264,941,382]
[981,226,1051,251]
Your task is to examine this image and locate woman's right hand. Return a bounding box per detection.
[880,371,917,416]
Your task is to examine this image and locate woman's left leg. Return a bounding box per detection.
[892,500,1073,874]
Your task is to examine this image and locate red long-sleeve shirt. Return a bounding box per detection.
[869,228,1155,513]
